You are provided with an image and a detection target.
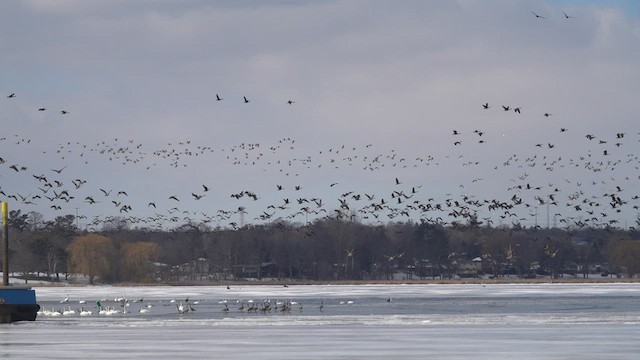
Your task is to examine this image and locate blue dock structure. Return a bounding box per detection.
[1,202,40,323]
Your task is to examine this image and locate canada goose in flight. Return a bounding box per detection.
[544,113,551,117]
[502,105,510,111]
[202,184,210,192]
[482,103,490,109]
[38,107,47,111]
[514,107,521,113]
[287,100,295,105]
[60,110,69,115]
[51,165,67,174]
[243,96,250,103]
[563,11,573,19]
[7,93,15,98]
[216,94,223,101]
[531,11,545,19]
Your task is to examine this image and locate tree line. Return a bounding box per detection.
[3,210,640,284]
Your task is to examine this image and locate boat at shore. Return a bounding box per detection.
[0,286,40,323]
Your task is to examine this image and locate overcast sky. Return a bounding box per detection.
[1,0,639,230]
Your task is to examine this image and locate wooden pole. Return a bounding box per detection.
[2,202,8,286]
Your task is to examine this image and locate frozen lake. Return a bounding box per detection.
[2,283,639,359]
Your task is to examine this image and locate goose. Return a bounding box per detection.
[531,11,545,19]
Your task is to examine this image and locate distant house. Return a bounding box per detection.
[233,262,280,279]
[455,257,482,278]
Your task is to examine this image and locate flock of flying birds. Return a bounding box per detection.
[2,86,638,234]
[1,8,639,232]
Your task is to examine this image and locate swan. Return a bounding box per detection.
[80,308,92,316]
[63,307,76,315]
[177,302,187,314]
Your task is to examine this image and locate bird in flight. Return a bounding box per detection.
[216,94,223,101]
[502,105,510,111]
[38,107,47,111]
[51,166,67,174]
[7,93,15,98]
[243,96,250,103]
[287,100,295,105]
[563,11,573,19]
[531,11,545,19]
[482,103,490,109]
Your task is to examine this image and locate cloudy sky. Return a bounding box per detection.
[1,0,639,230]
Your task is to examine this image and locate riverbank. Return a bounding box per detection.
[24,275,640,287]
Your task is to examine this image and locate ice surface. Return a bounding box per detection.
[1,283,639,359]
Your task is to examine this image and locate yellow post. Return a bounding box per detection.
[2,202,7,225]
[2,202,8,286]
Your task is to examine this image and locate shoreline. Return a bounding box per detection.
[29,277,640,287]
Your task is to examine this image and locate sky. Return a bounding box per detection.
[1,0,639,231]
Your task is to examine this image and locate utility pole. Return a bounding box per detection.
[2,202,9,286]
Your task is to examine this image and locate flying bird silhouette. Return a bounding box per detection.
[531,11,545,19]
